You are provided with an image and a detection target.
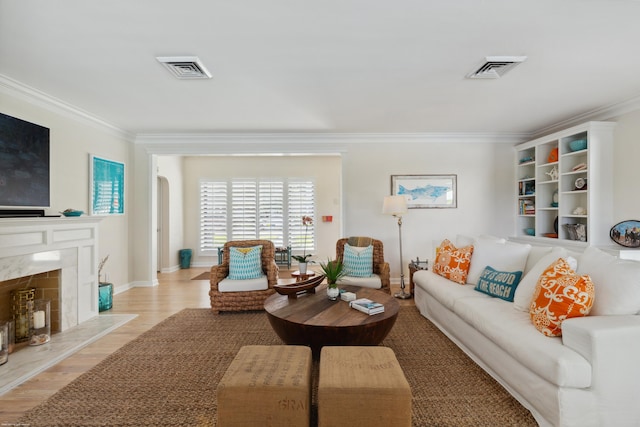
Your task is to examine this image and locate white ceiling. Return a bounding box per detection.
[2,0,640,137]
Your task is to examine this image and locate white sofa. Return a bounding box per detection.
[413,236,640,427]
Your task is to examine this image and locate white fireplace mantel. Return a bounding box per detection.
[0,217,102,330]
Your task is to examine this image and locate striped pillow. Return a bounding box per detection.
[343,243,373,277]
[228,246,264,280]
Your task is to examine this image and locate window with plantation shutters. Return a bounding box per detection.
[258,180,284,246]
[199,181,228,253]
[199,178,314,255]
[231,180,257,240]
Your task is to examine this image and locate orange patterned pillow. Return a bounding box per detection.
[433,239,474,285]
[529,258,595,337]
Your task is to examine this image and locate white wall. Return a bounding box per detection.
[4,80,640,290]
[157,156,185,271]
[342,142,514,280]
[0,91,132,289]
[612,110,640,222]
[181,155,343,267]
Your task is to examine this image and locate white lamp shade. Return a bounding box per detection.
[382,195,408,216]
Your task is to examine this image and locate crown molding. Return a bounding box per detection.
[134,131,531,155]
[0,74,134,142]
[4,72,640,149]
[532,93,640,138]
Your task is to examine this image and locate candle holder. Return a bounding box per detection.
[29,299,51,346]
[0,321,8,365]
[7,320,15,354]
[11,288,35,343]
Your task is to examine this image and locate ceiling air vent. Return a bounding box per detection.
[156,56,212,79]
[466,56,527,79]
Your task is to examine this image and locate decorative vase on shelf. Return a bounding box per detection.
[298,262,308,274]
[327,285,340,301]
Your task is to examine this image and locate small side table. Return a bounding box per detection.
[275,246,291,269]
[291,270,316,283]
[408,260,429,296]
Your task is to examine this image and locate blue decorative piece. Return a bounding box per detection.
[569,139,587,152]
[99,283,113,311]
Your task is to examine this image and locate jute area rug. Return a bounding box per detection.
[17,307,536,427]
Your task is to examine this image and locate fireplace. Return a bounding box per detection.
[0,270,61,335]
[0,218,102,333]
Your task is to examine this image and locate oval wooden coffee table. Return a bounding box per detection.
[264,284,400,357]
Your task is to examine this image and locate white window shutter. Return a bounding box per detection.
[200,177,315,254]
[259,180,284,247]
[200,181,227,253]
[231,179,257,240]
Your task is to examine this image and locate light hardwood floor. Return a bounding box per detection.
[0,267,413,424]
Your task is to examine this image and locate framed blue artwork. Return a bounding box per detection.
[391,174,457,209]
[90,155,124,215]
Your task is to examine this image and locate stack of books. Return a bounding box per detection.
[349,298,384,315]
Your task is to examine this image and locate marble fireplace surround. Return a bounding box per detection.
[0,218,136,395]
[1,248,77,331]
[0,217,103,328]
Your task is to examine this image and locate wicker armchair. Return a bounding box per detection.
[210,239,278,314]
[335,237,391,293]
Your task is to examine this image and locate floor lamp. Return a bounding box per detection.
[383,195,410,299]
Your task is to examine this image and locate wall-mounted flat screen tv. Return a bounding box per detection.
[0,112,50,208]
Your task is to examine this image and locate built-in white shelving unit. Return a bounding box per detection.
[515,121,616,247]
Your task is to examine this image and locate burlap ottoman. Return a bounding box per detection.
[217,345,312,427]
[318,346,411,427]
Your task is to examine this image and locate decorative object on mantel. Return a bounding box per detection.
[383,195,411,299]
[60,209,83,217]
[610,220,640,248]
[545,166,559,181]
[29,299,51,346]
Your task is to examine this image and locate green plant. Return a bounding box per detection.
[319,258,346,287]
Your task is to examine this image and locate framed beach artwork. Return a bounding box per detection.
[90,155,125,215]
[391,174,457,209]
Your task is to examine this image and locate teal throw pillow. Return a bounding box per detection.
[343,243,373,277]
[228,245,264,280]
[474,265,523,302]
